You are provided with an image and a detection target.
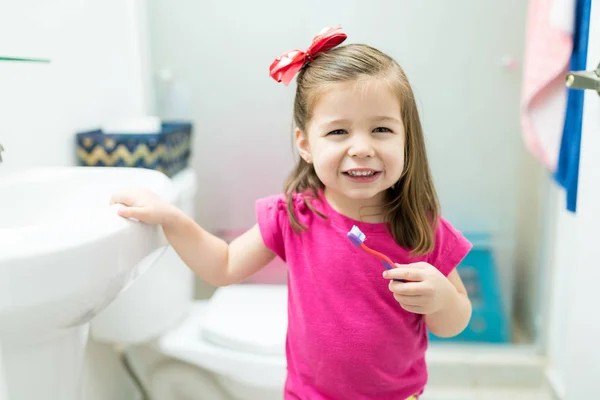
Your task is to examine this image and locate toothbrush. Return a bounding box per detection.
[347,225,405,282]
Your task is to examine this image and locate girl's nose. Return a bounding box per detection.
[347,135,375,158]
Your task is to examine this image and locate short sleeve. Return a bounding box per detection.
[255,194,288,261]
[427,218,473,277]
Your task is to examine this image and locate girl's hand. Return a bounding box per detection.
[382,262,457,315]
[110,188,177,226]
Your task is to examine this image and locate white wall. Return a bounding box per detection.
[146,0,533,331]
[0,0,151,172]
[0,1,150,399]
[552,5,600,397]
[513,150,547,340]
[543,189,574,398]
[541,4,599,398]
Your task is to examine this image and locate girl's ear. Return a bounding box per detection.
[295,128,312,163]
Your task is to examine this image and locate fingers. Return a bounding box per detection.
[109,187,155,206]
[116,206,147,221]
[110,192,135,206]
[400,304,424,314]
[393,293,423,307]
[392,288,427,314]
[383,263,434,315]
[393,296,424,313]
[383,266,425,282]
[388,280,434,296]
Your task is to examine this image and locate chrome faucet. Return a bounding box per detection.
[0,143,3,163]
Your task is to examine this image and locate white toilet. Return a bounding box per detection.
[90,168,288,400]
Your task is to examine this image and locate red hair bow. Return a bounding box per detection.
[269,26,347,86]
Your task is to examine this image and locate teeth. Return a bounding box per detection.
[348,170,375,176]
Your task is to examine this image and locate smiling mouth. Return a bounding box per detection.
[342,169,382,182]
[343,169,380,177]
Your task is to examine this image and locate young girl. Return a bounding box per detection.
[111,26,472,400]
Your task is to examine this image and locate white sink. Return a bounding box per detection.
[0,166,176,400]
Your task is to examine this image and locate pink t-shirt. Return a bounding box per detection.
[255,192,472,400]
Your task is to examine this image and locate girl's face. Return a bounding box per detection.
[296,78,406,215]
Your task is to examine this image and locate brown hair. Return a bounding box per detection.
[284,44,439,256]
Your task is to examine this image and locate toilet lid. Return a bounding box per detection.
[201,284,288,356]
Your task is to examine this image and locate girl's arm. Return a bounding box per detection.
[111,188,275,287]
[163,210,275,286]
[423,269,472,337]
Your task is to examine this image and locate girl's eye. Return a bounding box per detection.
[373,127,392,133]
[327,129,348,136]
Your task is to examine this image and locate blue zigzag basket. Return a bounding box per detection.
[76,121,192,177]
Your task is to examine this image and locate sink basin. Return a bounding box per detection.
[0,166,176,400]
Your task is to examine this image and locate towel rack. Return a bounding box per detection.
[566,62,600,95]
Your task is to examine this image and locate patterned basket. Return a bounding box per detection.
[75,121,192,177]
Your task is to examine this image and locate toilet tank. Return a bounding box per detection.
[90,168,198,344]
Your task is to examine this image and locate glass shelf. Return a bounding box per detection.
[0,57,50,63]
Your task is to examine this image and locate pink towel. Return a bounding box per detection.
[521,0,574,171]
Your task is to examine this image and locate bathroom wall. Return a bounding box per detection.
[542,188,574,398]
[534,112,596,400]
[513,151,547,340]
[0,1,152,399]
[145,0,539,336]
[541,8,600,396]
[0,0,152,173]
